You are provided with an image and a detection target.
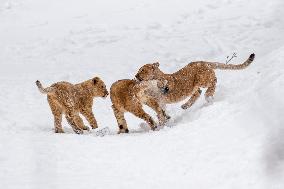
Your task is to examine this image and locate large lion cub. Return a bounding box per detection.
[110,79,170,134]
[36,77,109,134]
[135,54,255,109]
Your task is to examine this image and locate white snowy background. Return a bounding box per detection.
[0,0,283,188]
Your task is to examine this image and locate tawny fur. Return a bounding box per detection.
[36,77,109,134]
[110,79,170,134]
[135,53,255,109]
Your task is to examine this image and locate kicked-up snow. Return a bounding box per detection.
[0,0,283,188]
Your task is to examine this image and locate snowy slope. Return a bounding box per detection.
[0,0,283,188]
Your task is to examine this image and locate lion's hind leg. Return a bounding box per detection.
[47,96,64,133]
[112,105,128,134]
[53,113,64,133]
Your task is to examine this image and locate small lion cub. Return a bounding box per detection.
[36,77,109,134]
[110,79,170,134]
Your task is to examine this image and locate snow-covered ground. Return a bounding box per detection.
[0,0,283,188]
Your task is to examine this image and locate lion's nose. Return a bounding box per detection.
[162,86,169,94]
[104,91,109,97]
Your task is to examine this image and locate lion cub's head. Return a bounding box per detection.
[135,62,161,81]
[87,77,109,98]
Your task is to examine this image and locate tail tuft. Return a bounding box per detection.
[249,53,255,61]
[36,80,42,89]
[36,80,50,94]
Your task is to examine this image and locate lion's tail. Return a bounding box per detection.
[36,80,54,94]
[207,53,255,70]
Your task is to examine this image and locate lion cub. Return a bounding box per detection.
[36,77,109,134]
[135,54,255,109]
[110,79,170,134]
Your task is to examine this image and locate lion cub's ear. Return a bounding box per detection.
[93,77,100,85]
[153,62,160,67]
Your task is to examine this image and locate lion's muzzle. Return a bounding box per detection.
[135,74,143,82]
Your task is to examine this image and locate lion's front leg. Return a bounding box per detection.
[145,98,170,126]
[65,112,84,134]
[181,87,202,110]
[204,76,217,103]
[130,105,158,131]
[81,108,98,129]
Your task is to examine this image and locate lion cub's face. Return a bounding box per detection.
[135,62,160,81]
[92,77,109,98]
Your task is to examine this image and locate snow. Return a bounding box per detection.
[0,0,283,188]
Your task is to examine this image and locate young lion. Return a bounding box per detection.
[110,79,170,134]
[135,53,255,109]
[36,77,109,134]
